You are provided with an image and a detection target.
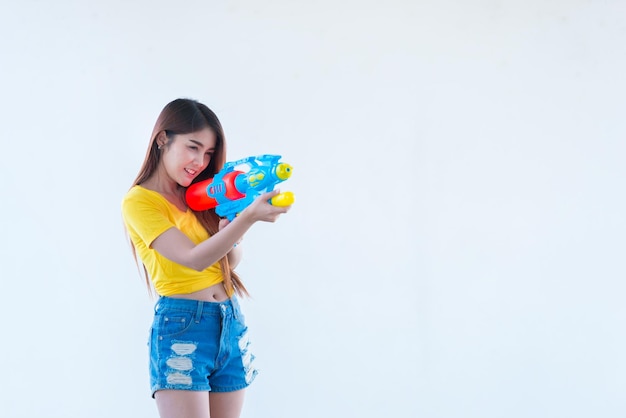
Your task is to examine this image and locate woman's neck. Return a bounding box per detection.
[141,172,187,211]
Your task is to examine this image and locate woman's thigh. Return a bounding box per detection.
[155,390,209,418]
[154,389,246,418]
[210,389,246,418]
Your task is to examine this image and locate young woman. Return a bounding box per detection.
[122,98,290,418]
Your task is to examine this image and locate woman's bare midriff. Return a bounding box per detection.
[167,282,230,303]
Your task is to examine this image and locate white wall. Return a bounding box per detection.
[1,1,625,417]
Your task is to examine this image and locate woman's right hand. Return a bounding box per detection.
[241,190,291,223]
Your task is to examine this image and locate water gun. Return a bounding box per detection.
[186,154,295,220]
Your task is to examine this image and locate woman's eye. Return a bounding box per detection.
[189,146,198,150]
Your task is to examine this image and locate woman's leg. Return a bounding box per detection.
[154,389,245,418]
[154,390,210,418]
[209,389,246,418]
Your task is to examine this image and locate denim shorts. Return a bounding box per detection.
[148,296,258,396]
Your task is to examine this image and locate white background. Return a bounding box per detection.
[1,1,625,417]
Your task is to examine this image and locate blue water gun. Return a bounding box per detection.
[185,154,294,220]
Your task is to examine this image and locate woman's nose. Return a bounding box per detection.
[194,153,205,167]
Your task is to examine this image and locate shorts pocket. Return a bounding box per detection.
[154,312,194,338]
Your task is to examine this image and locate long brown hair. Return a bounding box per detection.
[129,98,248,297]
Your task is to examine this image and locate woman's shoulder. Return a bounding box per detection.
[122,185,168,210]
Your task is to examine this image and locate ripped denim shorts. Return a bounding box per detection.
[148,295,258,397]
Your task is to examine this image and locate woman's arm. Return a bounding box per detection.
[151,190,288,271]
[226,242,243,269]
[219,218,243,269]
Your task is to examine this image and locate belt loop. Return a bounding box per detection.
[195,301,203,323]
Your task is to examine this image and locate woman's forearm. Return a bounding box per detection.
[152,211,254,271]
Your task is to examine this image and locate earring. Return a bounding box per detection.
[158,144,163,150]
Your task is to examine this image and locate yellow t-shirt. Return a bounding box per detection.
[121,185,224,296]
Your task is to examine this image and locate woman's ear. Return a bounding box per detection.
[156,131,168,148]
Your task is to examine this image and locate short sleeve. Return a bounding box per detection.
[121,188,175,248]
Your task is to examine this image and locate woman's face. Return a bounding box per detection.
[160,128,217,187]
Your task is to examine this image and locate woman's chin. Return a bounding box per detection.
[178,179,193,188]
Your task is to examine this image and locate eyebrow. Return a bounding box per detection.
[189,139,215,150]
